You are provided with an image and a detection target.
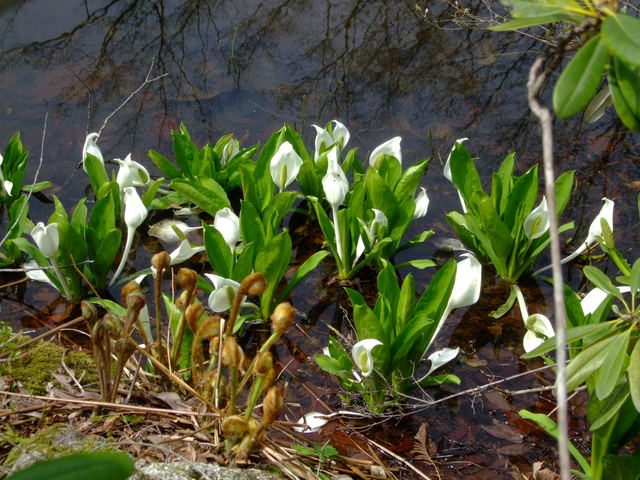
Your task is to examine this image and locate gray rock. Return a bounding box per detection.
[131,461,283,480]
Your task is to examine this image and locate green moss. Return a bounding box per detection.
[0,330,98,395]
[3,424,111,469]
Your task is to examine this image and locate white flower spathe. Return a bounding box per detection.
[535,197,615,275]
[123,187,148,230]
[220,137,240,168]
[0,153,13,196]
[115,154,150,188]
[351,338,383,378]
[168,240,206,265]
[353,208,388,267]
[369,136,402,168]
[413,187,429,219]
[523,313,555,353]
[148,219,203,244]
[443,138,469,213]
[270,141,303,192]
[312,120,350,162]
[30,222,59,258]
[424,253,481,354]
[321,147,349,208]
[82,132,104,172]
[110,187,148,287]
[524,196,550,240]
[205,273,241,312]
[214,207,241,251]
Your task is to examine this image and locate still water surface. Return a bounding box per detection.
[1,1,639,477]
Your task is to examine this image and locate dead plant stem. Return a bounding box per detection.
[527,55,570,480]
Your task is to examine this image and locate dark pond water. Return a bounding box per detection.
[1,0,639,478]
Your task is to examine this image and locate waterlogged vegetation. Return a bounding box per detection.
[0,0,639,479]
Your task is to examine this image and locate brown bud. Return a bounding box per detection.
[80,300,97,323]
[254,351,273,377]
[121,281,141,305]
[175,268,197,291]
[103,313,122,334]
[262,386,284,425]
[221,415,249,439]
[222,336,244,367]
[196,315,221,341]
[271,302,294,337]
[151,251,171,273]
[240,272,267,297]
[185,302,204,333]
[125,291,146,315]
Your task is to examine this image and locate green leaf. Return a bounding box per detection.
[604,449,640,480]
[394,158,429,200]
[602,14,640,66]
[169,179,230,217]
[565,332,622,392]
[84,153,109,194]
[276,250,329,304]
[449,142,484,208]
[141,178,164,207]
[203,223,233,279]
[522,322,614,358]
[553,34,608,118]
[397,230,434,251]
[608,57,640,132]
[518,410,591,475]
[394,259,436,269]
[418,373,461,386]
[92,229,122,289]
[489,285,518,318]
[583,265,624,300]
[6,451,134,480]
[589,384,630,431]
[629,341,640,412]
[255,231,292,318]
[148,150,180,179]
[595,330,629,400]
[240,200,265,252]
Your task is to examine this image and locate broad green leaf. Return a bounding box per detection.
[502,164,538,233]
[583,85,613,124]
[232,242,255,281]
[169,179,230,217]
[171,124,197,177]
[629,341,640,412]
[595,329,629,400]
[240,200,265,252]
[589,384,630,431]
[394,259,436,269]
[583,265,624,300]
[395,274,416,333]
[315,354,352,376]
[602,14,640,66]
[141,178,164,207]
[255,231,292,318]
[419,373,461,386]
[92,229,122,289]
[6,451,134,480]
[449,143,484,209]
[553,34,608,118]
[394,158,429,200]
[608,57,640,132]
[397,230,434,252]
[563,284,586,329]
[275,250,329,303]
[470,192,513,265]
[203,223,233,279]
[84,153,109,194]
[491,152,515,215]
[554,170,575,215]
[565,332,622,392]
[377,263,400,308]
[522,322,614,358]
[604,449,640,480]
[518,410,591,474]
[21,181,52,193]
[148,150,180,179]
